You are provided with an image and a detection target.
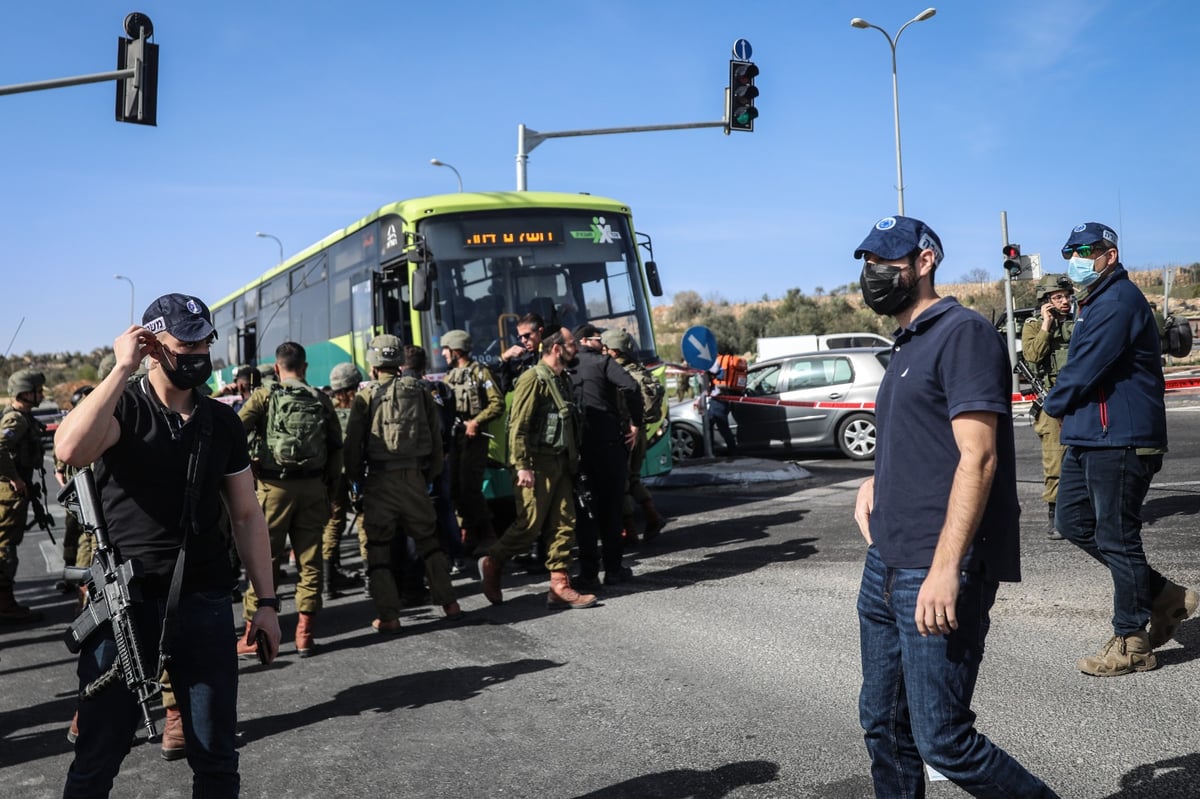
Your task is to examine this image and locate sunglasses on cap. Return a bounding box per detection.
[1061,243,1107,260]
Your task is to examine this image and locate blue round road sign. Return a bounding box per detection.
[681,325,718,371]
[732,38,753,61]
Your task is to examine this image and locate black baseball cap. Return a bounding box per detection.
[142,293,217,342]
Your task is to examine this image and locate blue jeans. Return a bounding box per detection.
[857,547,1057,798]
[64,589,240,798]
[1055,447,1166,636]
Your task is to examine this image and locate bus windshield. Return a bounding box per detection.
[418,210,657,372]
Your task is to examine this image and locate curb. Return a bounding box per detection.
[646,459,813,489]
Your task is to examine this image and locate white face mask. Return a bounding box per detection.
[1068,255,1101,286]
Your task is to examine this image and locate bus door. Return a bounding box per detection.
[373,262,411,345]
[240,321,257,366]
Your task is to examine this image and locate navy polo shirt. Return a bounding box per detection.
[870,298,1021,582]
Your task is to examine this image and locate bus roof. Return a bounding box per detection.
[211,190,632,310]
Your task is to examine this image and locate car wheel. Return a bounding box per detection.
[836,412,876,460]
[670,424,702,461]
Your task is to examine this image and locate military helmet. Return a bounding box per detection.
[7,369,45,398]
[257,363,277,384]
[71,385,95,407]
[329,362,363,392]
[366,334,404,368]
[441,329,471,353]
[601,329,633,353]
[1036,273,1073,304]
[98,353,117,377]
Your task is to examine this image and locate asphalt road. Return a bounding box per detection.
[2,404,1199,798]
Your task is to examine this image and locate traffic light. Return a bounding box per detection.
[116,13,158,126]
[727,60,759,132]
[1003,244,1022,278]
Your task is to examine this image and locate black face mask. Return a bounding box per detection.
[860,261,918,316]
[164,353,213,390]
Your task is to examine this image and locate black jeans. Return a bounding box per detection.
[575,437,630,578]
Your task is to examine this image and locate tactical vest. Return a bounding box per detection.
[529,364,581,469]
[1024,316,1074,388]
[446,361,493,419]
[0,407,45,479]
[617,357,665,424]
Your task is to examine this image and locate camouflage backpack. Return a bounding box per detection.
[628,362,665,424]
[368,375,434,458]
[265,383,328,470]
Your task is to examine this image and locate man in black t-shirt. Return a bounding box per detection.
[56,293,280,799]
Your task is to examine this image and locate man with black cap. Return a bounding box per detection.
[1044,222,1197,676]
[56,293,280,797]
[0,368,49,623]
[851,217,1058,798]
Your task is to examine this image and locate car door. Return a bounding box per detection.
[775,355,856,446]
[726,361,786,446]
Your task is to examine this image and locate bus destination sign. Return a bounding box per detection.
[462,220,563,247]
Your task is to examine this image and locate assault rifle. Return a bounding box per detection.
[28,471,57,544]
[60,466,162,742]
[1014,358,1048,420]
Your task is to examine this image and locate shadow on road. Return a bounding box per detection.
[568,759,779,799]
[236,657,562,745]
[1142,486,1200,524]
[1100,752,1200,799]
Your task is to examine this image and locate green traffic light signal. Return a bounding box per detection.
[728,60,759,132]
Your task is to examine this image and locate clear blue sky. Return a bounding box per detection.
[3,1,1196,354]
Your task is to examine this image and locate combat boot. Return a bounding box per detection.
[478,556,503,605]
[1148,580,1199,648]
[546,570,597,610]
[235,621,258,658]
[0,589,43,624]
[1046,502,1063,540]
[295,612,315,658]
[161,707,186,761]
[322,562,339,600]
[1077,630,1157,676]
[641,499,667,543]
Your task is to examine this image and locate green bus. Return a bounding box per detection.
[208,190,672,493]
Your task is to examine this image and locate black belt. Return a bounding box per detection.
[259,468,324,481]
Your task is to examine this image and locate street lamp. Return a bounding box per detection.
[255,231,284,264]
[851,7,936,216]
[429,158,464,192]
[113,274,135,325]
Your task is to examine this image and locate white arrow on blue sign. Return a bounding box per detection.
[681,325,718,371]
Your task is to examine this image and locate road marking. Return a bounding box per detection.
[39,539,65,575]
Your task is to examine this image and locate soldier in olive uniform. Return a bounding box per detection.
[601,329,668,544]
[477,328,597,610]
[238,342,343,657]
[344,335,461,633]
[322,362,364,599]
[1022,273,1075,540]
[0,369,48,623]
[441,329,505,555]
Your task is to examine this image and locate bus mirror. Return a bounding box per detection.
[411,266,432,311]
[645,261,663,297]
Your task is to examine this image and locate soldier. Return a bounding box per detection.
[0,369,48,623]
[321,362,364,599]
[441,329,505,555]
[344,335,462,633]
[601,329,668,545]
[238,342,343,658]
[257,362,278,387]
[478,328,597,609]
[498,312,545,393]
[1022,274,1075,540]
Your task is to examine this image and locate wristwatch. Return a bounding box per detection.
[258,597,281,611]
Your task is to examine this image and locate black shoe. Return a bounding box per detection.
[573,574,602,592]
[604,566,634,586]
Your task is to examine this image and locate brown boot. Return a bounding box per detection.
[546,570,597,610]
[1148,580,1199,648]
[641,499,667,543]
[235,621,258,658]
[0,589,43,624]
[295,612,315,658]
[1077,631,1157,676]
[161,707,186,761]
[478,556,503,605]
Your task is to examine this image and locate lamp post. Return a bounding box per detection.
[255,231,284,264]
[113,274,135,325]
[429,158,464,192]
[851,7,936,216]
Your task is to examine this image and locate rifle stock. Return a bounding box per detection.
[58,467,161,741]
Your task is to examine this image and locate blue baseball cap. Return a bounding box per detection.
[1063,222,1118,250]
[853,216,944,265]
[142,293,217,342]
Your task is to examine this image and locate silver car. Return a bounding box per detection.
[669,347,891,461]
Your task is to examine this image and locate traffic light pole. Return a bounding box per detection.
[1000,211,1020,394]
[517,119,727,191]
[0,68,135,97]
